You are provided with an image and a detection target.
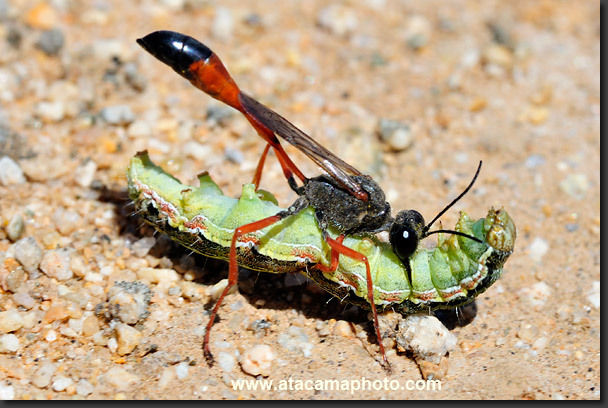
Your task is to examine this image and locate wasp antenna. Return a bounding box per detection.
[424,161,482,234]
[425,229,483,244]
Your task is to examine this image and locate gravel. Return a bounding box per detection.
[13,237,43,274]
[35,28,65,56]
[0,156,26,185]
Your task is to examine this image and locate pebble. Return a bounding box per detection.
[317,5,358,37]
[53,208,81,235]
[521,282,552,309]
[0,156,26,185]
[131,237,156,257]
[218,352,236,373]
[559,173,589,200]
[395,314,457,364]
[25,2,58,29]
[587,281,600,309]
[6,214,24,242]
[205,104,234,126]
[528,237,549,263]
[332,320,354,338]
[5,268,25,293]
[52,375,73,392]
[0,310,23,333]
[0,382,14,400]
[40,248,73,281]
[99,105,135,126]
[115,323,142,355]
[0,333,20,353]
[105,281,152,324]
[224,147,244,164]
[82,314,100,337]
[75,160,97,188]
[525,154,546,169]
[377,118,414,151]
[136,267,178,284]
[32,362,57,388]
[483,44,514,69]
[158,367,175,389]
[404,15,432,51]
[277,326,313,357]
[13,290,35,309]
[36,28,64,56]
[211,7,234,41]
[76,379,94,397]
[175,361,189,379]
[239,344,275,377]
[13,237,43,274]
[103,367,139,392]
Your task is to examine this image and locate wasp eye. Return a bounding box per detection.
[389,223,419,264]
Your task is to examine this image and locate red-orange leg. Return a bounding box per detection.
[203,214,284,365]
[252,144,271,189]
[316,235,391,372]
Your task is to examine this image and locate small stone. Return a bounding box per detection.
[0,156,26,185]
[521,282,552,309]
[115,323,142,355]
[0,310,23,333]
[25,2,58,29]
[483,44,513,69]
[136,268,178,284]
[13,290,35,309]
[528,237,549,263]
[100,105,135,125]
[332,320,354,338]
[40,248,73,281]
[587,281,600,309]
[103,367,139,392]
[53,208,81,235]
[45,329,57,342]
[5,268,25,293]
[416,355,449,380]
[0,381,14,400]
[224,147,244,164]
[377,119,413,151]
[13,237,43,274]
[559,173,589,200]
[180,281,206,302]
[218,352,236,373]
[205,104,234,126]
[6,214,24,242]
[82,315,100,337]
[404,15,431,51]
[158,367,175,389]
[32,362,57,388]
[103,281,152,324]
[277,326,313,357]
[0,333,20,353]
[35,100,66,122]
[52,375,73,392]
[532,337,549,351]
[239,344,275,377]
[36,28,64,56]
[131,237,156,257]
[175,361,189,379]
[317,5,358,37]
[211,7,234,41]
[75,160,97,188]
[525,154,545,169]
[76,379,94,396]
[395,314,456,364]
[208,279,237,301]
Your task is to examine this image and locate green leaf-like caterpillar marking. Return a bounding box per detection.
[127,151,516,312]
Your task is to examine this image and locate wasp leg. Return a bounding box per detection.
[203,198,309,365]
[315,235,391,373]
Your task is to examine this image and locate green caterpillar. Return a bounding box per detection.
[127,151,516,314]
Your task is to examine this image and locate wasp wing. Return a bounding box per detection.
[239,92,366,197]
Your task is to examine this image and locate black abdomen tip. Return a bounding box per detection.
[137,30,213,78]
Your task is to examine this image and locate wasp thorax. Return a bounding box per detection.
[389,210,426,264]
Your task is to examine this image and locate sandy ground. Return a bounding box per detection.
[0,0,600,400]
